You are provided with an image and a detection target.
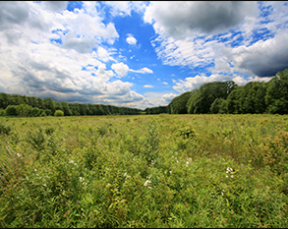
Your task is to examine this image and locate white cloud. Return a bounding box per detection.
[161,93,177,103]
[163,82,168,85]
[0,2,146,108]
[144,1,258,39]
[130,67,153,74]
[144,85,154,88]
[111,62,130,78]
[103,1,147,17]
[126,34,137,45]
[231,30,288,77]
[41,1,68,12]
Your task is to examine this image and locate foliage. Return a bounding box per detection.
[5,105,18,116]
[0,119,12,135]
[169,91,192,114]
[54,110,64,117]
[1,114,288,227]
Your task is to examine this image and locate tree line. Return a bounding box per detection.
[145,69,288,115]
[0,94,143,117]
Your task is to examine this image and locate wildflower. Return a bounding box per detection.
[124,173,127,177]
[176,160,179,163]
[226,175,229,178]
[144,180,151,186]
[186,161,189,167]
[169,171,172,175]
[17,153,21,158]
[221,189,225,195]
[231,175,233,178]
[34,169,37,172]
[79,177,85,182]
[69,160,74,164]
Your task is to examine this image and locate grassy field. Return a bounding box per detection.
[1,114,288,227]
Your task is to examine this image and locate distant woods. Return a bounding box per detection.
[0,95,143,117]
[145,69,288,115]
[1,69,288,117]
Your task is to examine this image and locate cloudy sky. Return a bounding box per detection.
[0,1,288,109]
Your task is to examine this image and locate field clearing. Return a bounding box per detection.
[1,114,288,227]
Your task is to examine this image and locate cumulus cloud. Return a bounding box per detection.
[111,63,153,78]
[62,31,96,53]
[41,1,68,12]
[126,34,137,45]
[103,1,147,17]
[144,1,258,39]
[161,93,177,103]
[231,30,288,77]
[144,85,154,88]
[0,2,146,108]
[111,62,130,78]
[147,1,288,81]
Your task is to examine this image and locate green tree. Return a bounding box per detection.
[169,91,192,114]
[61,102,72,116]
[265,69,288,114]
[54,110,64,117]
[5,105,18,116]
[17,104,32,116]
[44,98,55,114]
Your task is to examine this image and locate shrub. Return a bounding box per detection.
[45,126,55,135]
[5,105,18,116]
[44,109,52,116]
[54,110,64,117]
[25,128,46,151]
[0,109,6,116]
[0,120,12,135]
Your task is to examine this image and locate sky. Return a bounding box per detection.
[0,1,288,110]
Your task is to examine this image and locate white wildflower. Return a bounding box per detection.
[231,175,233,178]
[186,161,189,167]
[69,160,74,164]
[124,173,127,177]
[34,169,37,172]
[169,171,172,175]
[79,177,85,182]
[226,175,229,178]
[16,153,21,158]
[144,180,151,186]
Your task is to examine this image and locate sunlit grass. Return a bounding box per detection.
[1,114,288,227]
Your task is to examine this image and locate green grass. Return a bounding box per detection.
[1,114,288,227]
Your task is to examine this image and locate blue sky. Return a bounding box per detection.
[0,1,288,109]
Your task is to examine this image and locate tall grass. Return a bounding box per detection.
[0,114,288,227]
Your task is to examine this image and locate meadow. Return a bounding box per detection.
[1,114,288,228]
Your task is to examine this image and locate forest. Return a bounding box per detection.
[146,69,288,115]
[0,94,143,117]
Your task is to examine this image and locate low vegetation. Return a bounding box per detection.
[1,114,288,227]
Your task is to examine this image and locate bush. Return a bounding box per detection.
[44,109,52,116]
[54,110,64,117]
[0,109,5,116]
[0,120,12,135]
[5,105,18,116]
